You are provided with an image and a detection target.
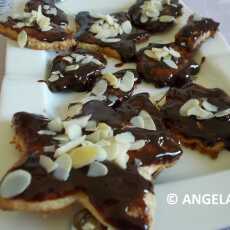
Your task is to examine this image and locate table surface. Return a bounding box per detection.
[0,0,229,80]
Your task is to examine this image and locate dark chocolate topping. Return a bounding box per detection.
[175,15,219,51]
[25,0,68,26]
[10,94,182,229]
[47,48,107,92]
[3,17,72,42]
[129,0,182,32]
[137,43,201,87]
[161,83,230,149]
[75,12,150,61]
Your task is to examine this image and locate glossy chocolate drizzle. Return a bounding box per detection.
[2,17,72,42]
[175,15,219,51]
[137,43,201,88]
[75,12,150,61]
[11,94,182,229]
[161,83,230,150]
[25,0,68,26]
[48,48,107,92]
[128,0,182,32]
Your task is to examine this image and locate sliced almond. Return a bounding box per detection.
[53,154,72,181]
[130,116,145,128]
[38,130,56,136]
[92,80,108,96]
[85,120,97,131]
[101,38,121,43]
[87,162,108,177]
[119,71,135,92]
[187,106,214,120]
[121,20,132,34]
[0,170,31,198]
[215,108,230,118]
[66,103,83,118]
[115,132,135,143]
[62,56,73,63]
[130,140,146,151]
[39,155,58,173]
[180,99,200,116]
[65,64,80,72]
[159,15,175,23]
[102,73,120,88]
[202,99,218,112]
[17,30,28,48]
[53,135,70,144]
[54,135,86,158]
[163,58,178,69]
[140,110,157,131]
[65,123,82,140]
[48,118,63,132]
[63,115,92,129]
[69,145,100,169]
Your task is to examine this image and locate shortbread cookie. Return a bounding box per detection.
[25,0,68,26]
[136,43,201,87]
[129,0,182,33]
[0,6,75,50]
[175,15,219,51]
[0,94,182,229]
[75,12,150,61]
[47,48,107,92]
[161,83,230,158]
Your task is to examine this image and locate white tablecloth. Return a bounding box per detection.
[0,0,229,79]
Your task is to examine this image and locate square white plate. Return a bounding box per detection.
[0,0,230,229]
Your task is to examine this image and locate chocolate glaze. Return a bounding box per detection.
[129,0,182,32]
[10,94,182,229]
[75,12,150,61]
[175,15,219,51]
[161,83,230,149]
[2,17,72,42]
[47,48,107,92]
[137,43,201,88]
[25,0,68,26]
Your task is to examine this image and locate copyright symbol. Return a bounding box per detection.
[167,193,178,205]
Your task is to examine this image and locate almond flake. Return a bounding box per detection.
[64,123,82,140]
[39,155,58,173]
[63,115,92,129]
[121,20,132,34]
[103,73,120,88]
[65,64,80,72]
[54,135,86,158]
[0,170,31,198]
[48,118,63,132]
[140,110,157,131]
[180,99,200,116]
[215,108,230,118]
[101,38,121,43]
[38,130,56,136]
[159,15,175,22]
[53,135,70,143]
[140,15,148,23]
[17,30,28,48]
[92,80,108,96]
[69,145,101,169]
[53,154,72,181]
[130,116,145,128]
[119,71,135,92]
[115,132,135,143]
[87,162,108,177]
[130,140,146,150]
[62,56,73,63]
[163,58,178,69]
[202,99,218,112]
[85,120,97,131]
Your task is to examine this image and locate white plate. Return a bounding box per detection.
[0,0,230,229]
